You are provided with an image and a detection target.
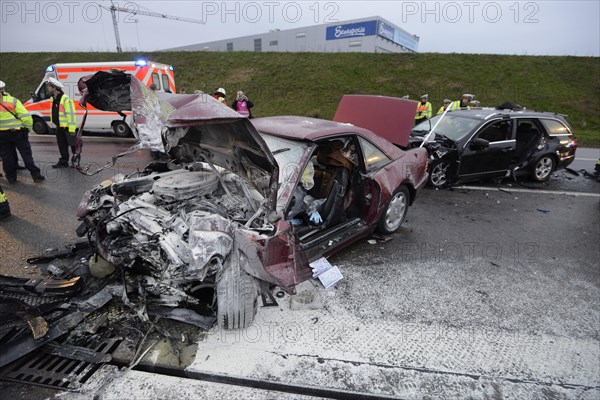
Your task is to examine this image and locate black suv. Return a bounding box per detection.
[410,107,578,188]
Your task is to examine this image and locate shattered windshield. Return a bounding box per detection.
[261,133,312,189]
[412,114,480,142]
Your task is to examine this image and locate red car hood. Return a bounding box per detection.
[333,95,418,148]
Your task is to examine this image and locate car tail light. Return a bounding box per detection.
[570,137,578,150]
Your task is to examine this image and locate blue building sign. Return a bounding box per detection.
[377,20,418,52]
[326,20,377,40]
[378,21,395,42]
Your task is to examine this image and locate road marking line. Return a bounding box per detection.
[457,186,600,197]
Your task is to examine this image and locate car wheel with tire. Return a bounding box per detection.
[428,160,449,188]
[32,116,49,134]
[216,256,260,330]
[532,155,555,182]
[377,185,410,234]
[112,121,132,138]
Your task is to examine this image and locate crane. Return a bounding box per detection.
[99,1,205,52]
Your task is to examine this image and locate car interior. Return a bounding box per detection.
[477,120,513,143]
[515,120,542,161]
[289,138,363,240]
[309,140,354,228]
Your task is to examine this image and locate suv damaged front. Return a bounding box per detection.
[409,113,467,187]
[76,72,287,329]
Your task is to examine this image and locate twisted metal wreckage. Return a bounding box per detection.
[0,72,243,374]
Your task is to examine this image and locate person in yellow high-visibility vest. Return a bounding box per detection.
[0,80,45,184]
[448,94,474,111]
[437,99,452,115]
[0,183,10,219]
[47,77,77,168]
[415,94,432,125]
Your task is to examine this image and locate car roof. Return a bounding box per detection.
[252,116,405,158]
[252,116,373,139]
[445,108,569,121]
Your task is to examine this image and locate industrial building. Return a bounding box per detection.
[165,16,419,53]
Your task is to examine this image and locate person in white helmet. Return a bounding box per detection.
[0,80,17,177]
[46,77,77,168]
[448,94,474,111]
[213,87,226,104]
[415,94,432,125]
[0,80,45,183]
[437,99,452,115]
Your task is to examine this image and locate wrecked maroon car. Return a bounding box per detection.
[76,72,429,329]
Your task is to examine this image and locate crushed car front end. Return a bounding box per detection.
[76,83,293,329]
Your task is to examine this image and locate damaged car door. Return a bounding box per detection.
[293,135,375,261]
[458,119,516,180]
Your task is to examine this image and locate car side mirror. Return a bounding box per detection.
[470,138,489,150]
[30,91,39,102]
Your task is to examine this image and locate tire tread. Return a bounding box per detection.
[217,258,259,329]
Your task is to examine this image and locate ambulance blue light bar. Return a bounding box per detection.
[135,59,148,67]
[46,65,55,72]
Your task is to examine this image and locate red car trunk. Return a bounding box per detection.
[333,95,419,148]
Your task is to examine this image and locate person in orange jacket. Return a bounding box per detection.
[415,94,432,125]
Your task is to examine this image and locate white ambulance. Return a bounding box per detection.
[24,60,176,137]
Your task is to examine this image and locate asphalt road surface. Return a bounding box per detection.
[0,135,598,399]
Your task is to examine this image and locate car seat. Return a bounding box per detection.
[317,167,350,228]
[308,141,354,228]
[515,123,541,161]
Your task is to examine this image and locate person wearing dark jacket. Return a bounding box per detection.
[231,90,254,118]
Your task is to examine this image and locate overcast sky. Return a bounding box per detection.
[1,0,598,56]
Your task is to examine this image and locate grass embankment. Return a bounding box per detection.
[1,52,598,146]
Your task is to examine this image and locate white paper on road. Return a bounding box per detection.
[310,257,343,289]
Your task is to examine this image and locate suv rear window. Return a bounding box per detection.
[540,119,571,136]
